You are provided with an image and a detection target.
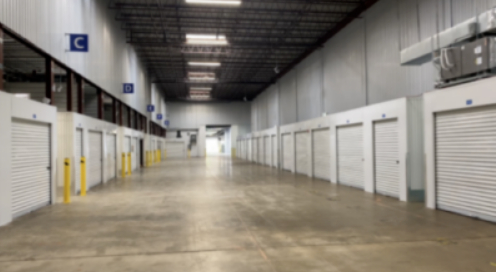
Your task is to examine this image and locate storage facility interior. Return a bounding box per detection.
[1,0,496,271]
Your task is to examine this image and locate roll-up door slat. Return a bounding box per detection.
[282,133,292,171]
[295,132,309,175]
[88,131,103,189]
[167,142,185,158]
[11,120,51,217]
[338,124,364,189]
[374,120,400,198]
[313,128,330,181]
[75,129,83,193]
[435,106,496,223]
[106,134,116,181]
[264,136,271,166]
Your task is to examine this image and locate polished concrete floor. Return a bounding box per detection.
[1,157,496,271]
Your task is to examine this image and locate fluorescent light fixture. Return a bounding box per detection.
[188,62,221,67]
[190,87,213,92]
[188,72,216,77]
[186,0,241,6]
[186,34,226,40]
[189,77,216,81]
[186,34,228,45]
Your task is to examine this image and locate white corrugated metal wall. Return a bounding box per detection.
[249,0,496,132]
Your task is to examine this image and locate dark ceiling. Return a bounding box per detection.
[109,0,376,102]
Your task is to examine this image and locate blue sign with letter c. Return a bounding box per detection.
[69,34,89,52]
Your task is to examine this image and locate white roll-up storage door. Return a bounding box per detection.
[295,132,309,175]
[11,120,51,218]
[252,139,257,162]
[271,135,277,167]
[132,137,138,170]
[374,119,400,198]
[124,136,131,153]
[264,136,271,166]
[282,133,293,171]
[75,129,83,193]
[106,134,116,181]
[248,140,252,161]
[167,142,185,158]
[257,137,264,164]
[435,106,496,223]
[337,124,364,189]
[88,131,103,189]
[313,128,331,181]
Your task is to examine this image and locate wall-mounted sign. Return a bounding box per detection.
[157,114,163,120]
[123,83,134,94]
[164,120,170,126]
[147,105,155,112]
[69,34,89,52]
[382,114,386,118]
[466,99,473,106]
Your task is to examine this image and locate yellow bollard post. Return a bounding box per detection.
[232,148,236,158]
[122,153,126,177]
[81,157,87,196]
[188,150,191,159]
[128,153,132,176]
[64,158,71,204]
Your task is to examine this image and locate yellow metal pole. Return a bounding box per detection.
[122,153,126,177]
[232,148,236,158]
[81,157,86,196]
[188,150,191,159]
[64,158,71,204]
[128,152,132,175]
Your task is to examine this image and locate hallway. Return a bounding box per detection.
[1,157,495,272]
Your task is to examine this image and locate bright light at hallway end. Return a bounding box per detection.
[186,0,241,5]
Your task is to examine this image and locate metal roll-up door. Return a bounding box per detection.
[167,142,185,158]
[374,119,400,198]
[75,129,83,193]
[252,139,257,162]
[88,131,103,189]
[435,106,496,222]
[337,124,364,189]
[264,136,271,166]
[132,137,138,170]
[124,136,131,153]
[106,134,116,181]
[11,120,51,217]
[248,140,252,161]
[295,132,309,175]
[258,138,264,164]
[313,128,331,181]
[282,133,293,171]
[271,135,277,167]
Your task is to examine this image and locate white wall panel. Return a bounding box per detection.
[279,70,297,126]
[296,51,323,120]
[323,20,366,115]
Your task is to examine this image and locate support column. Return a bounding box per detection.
[0,25,4,91]
[77,76,84,114]
[45,58,54,105]
[66,70,73,111]
[97,89,103,120]
[112,98,117,124]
